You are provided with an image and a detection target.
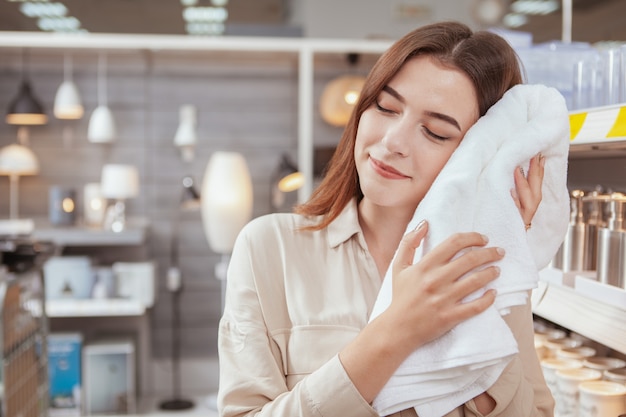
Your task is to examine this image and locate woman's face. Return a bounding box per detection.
[355,54,479,213]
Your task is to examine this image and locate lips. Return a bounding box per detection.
[369,156,410,180]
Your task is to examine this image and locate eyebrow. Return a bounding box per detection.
[382,85,462,132]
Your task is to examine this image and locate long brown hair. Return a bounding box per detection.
[296,21,523,230]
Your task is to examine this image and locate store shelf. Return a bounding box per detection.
[32,219,148,247]
[569,103,626,156]
[533,268,626,354]
[46,298,146,317]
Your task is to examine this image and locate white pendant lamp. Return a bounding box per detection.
[88,53,116,143]
[173,105,198,162]
[54,54,84,120]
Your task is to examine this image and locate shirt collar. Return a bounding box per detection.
[327,198,367,250]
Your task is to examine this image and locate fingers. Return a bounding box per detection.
[512,153,545,225]
[393,220,429,278]
[527,153,545,197]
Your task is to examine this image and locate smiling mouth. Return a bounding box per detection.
[369,157,410,180]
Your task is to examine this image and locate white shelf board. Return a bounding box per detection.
[46,298,145,317]
[534,268,626,354]
[0,31,393,54]
[32,218,148,247]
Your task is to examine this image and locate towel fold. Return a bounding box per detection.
[369,84,570,417]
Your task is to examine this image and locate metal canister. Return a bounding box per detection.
[596,192,626,288]
[582,191,610,271]
[553,190,589,271]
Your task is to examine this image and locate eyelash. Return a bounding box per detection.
[376,100,449,142]
[422,127,448,141]
[375,100,394,114]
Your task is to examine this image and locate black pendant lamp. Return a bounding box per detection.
[6,51,48,126]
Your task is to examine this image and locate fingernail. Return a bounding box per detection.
[493,266,501,275]
[414,219,426,232]
[481,234,489,243]
[496,247,506,256]
[540,156,546,167]
[510,188,518,199]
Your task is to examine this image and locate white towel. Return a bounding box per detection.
[369,84,570,417]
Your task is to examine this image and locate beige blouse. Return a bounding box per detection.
[217,200,555,417]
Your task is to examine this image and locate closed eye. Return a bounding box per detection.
[375,100,395,114]
[422,126,449,141]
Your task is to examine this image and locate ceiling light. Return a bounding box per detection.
[211,0,228,6]
[183,6,228,23]
[20,2,67,18]
[510,0,559,15]
[503,13,529,28]
[37,16,81,32]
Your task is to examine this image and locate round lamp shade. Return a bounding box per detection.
[319,74,366,127]
[0,144,39,176]
[88,105,116,143]
[100,164,139,200]
[201,151,253,254]
[54,80,84,120]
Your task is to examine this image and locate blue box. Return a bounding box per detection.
[48,333,82,416]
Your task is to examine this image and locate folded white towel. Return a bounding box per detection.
[369,84,570,417]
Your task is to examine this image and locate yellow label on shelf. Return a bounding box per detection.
[569,104,626,144]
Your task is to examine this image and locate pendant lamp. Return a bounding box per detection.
[54,54,84,120]
[319,53,366,128]
[88,53,116,143]
[6,50,48,126]
[173,105,198,162]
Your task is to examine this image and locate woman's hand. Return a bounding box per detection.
[339,222,504,403]
[387,221,504,352]
[511,153,545,228]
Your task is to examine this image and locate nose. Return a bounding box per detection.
[381,119,410,156]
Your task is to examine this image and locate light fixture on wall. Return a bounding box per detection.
[174,105,198,162]
[160,175,200,411]
[270,153,303,211]
[100,164,139,232]
[54,54,84,120]
[0,143,39,232]
[319,53,366,128]
[6,50,48,126]
[88,53,116,144]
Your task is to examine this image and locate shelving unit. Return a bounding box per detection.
[534,268,626,354]
[531,104,626,355]
[29,221,154,397]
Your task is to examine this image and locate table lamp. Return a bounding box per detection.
[100,164,139,232]
[0,143,39,219]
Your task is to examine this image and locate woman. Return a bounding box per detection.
[218,21,552,416]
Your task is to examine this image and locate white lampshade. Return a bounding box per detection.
[174,105,198,162]
[319,74,366,127]
[201,151,253,254]
[0,143,39,176]
[88,105,116,143]
[100,164,139,200]
[54,80,84,120]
